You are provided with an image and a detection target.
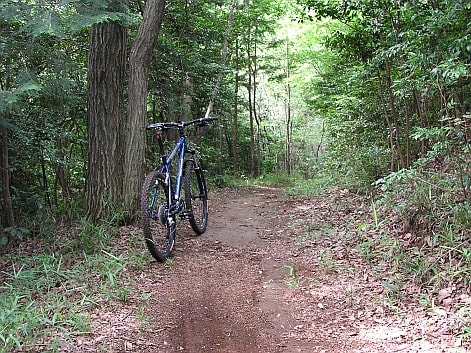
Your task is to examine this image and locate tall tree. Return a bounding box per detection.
[1,113,15,229]
[284,34,292,175]
[1,55,15,229]
[204,0,238,119]
[232,38,240,177]
[86,12,127,222]
[236,0,285,176]
[123,0,166,219]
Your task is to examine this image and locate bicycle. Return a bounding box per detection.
[140,117,218,262]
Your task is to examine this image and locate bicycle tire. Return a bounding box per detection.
[140,170,175,262]
[184,160,208,234]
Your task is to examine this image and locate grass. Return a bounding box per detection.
[316,249,336,270]
[0,220,146,353]
[346,285,358,307]
[214,172,335,195]
[211,172,296,189]
[285,173,471,341]
[285,176,335,197]
[0,255,92,352]
[283,264,299,288]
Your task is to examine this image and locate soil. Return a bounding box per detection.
[55,186,471,352]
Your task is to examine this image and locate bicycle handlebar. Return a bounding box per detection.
[146,117,218,131]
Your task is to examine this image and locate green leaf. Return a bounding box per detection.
[0,236,8,246]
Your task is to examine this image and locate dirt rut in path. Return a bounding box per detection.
[74,186,468,353]
[144,186,293,353]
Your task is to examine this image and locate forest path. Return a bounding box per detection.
[78,186,466,352]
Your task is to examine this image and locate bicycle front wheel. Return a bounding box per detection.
[140,171,175,262]
[184,160,208,234]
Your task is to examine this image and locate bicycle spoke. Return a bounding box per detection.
[142,117,217,262]
[140,171,174,262]
[184,160,208,234]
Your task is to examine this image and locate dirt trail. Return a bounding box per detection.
[78,186,468,353]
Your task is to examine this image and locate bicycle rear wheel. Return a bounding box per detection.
[184,160,208,234]
[140,171,175,262]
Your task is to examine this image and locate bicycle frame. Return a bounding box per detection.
[154,131,193,218]
[160,136,186,199]
[142,116,217,262]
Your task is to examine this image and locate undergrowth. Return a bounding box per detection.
[0,221,146,353]
[216,172,297,188]
[286,147,471,340]
[369,157,471,340]
[375,164,470,287]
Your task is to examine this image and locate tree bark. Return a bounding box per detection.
[285,35,292,175]
[204,0,237,118]
[123,0,166,219]
[412,86,427,155]
[377,71,396,171]
[1,54,15,229]
[232,39,239,177]
[380,32,406,169]
[247,40,255,178]
[253,38,261,177]
[86,20,127,222]
[1,117,15,228]
[53,137,70,209]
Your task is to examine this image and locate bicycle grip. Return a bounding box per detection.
[197,116,218,126]
[146,123,162,130]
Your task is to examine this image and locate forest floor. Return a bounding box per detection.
[8,185,471,352]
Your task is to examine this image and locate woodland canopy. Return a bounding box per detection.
[0,0,470,275]
[1,0,471,350]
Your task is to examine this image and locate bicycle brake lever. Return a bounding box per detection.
[146,123,161,130]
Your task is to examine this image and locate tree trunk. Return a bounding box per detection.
[247,41,255,178]
[253,39,261,177]
[86,20,127,222]
[232,39,239,178]
[380,32,406,169]
[412,86,427,155]
[123,0,166,219]
[377,71,396,171]
[285,36,292,175]
[1,55,15,229]
[1,117,15,228]
[204,0,238,118]
[53,137,70,209]
[403,96,411,167]
[285,84,292,175]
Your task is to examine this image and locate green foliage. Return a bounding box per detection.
[148,0,229,118]
[0,227,29,247]
[0,82,41,114]
[218,172,295,189]
[0,254,91,352]
[285,174,334,197]
[0,230,146,352]
[0,0,136,37]
[376,112,471,242]
[1,0,95,233]
[295,0,471,187]
[374,157,470,290]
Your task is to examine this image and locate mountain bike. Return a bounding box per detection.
[140,117,217,262]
